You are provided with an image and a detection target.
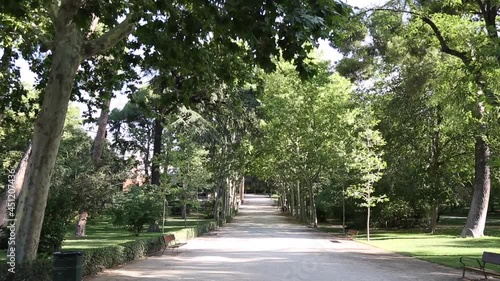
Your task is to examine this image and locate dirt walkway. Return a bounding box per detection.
[89,194,484,281]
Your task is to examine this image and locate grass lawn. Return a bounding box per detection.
[321,214,500,272]
[362,229,500,271]
[62,216,210,250]
[0,216,211,263]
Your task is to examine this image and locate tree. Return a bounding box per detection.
[3,0,351,262]
[165,132,211,223]
[253,59,365,228]
[346,123,387,241]
[8,1,135,262]
[110,185,164,236]
[337,3,494,236]
[109,91,156,177]
[368,0,500,238]
[38,106,128,252]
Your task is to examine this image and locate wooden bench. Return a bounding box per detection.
[346,229,359,239]
[460,251,500,279]
[162,234,187,254]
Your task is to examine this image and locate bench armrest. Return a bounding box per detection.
[460,256,483,269]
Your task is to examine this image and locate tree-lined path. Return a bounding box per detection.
[89,195,471,281]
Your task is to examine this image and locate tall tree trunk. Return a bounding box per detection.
[0,144,31,227]
[430,202,439,234]
[296,182,300,219]
[13,5,134,262]
[227,178,232,217]
[288,190,291,213]
[367,205,371,241]
[367,183,371,241]
[240,176,245,204]
[213,187,220,222]
[91,98,111,165]
[299,184,306,223]
[232,178,238,214]
[342,186,346,234]
[429,105,442,235]
[74,98,112,238]
[181,204,187,220]
[308,184,318,228]
[148,119,163,231]
[151,118,163,185]
[225,178,230,218]
[461,135,491,238]
[296,182,300,218]
[15,25,84,263]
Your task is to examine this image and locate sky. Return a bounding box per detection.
[17,0,386,123]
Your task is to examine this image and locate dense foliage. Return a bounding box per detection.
[109,185,164,236]
[2,0,500,273]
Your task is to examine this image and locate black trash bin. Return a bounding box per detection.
[53,251,83,281]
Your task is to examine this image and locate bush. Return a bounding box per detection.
[0,221,218,280]
[37,124,129,254]
[0,235,166,280]
[200,200,214,219]
[110,185,164,235]
[83,236,164,276]
[0,258,53,281]
[376,199,427,228]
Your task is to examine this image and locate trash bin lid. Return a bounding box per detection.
[53,251,83,256]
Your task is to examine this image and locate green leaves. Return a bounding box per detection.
[110,185,164,236]
[346,124,387,208]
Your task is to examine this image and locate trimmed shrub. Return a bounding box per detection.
[0,222,217,280]
[82,236,164,276]
[0,258,52,281]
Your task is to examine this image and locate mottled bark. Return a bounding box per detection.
[213,186,221,222]
[430,202,439,234]
[15,21,84,262]
[240,176,245,204]
[461,135,490,238]
[222,178,229,221]
[421,7,494,239]
[367,205,371,241]
[181,203,187,220]
[0,144,31,227]
[91,98,111,165]
[299,183,306,222]
[15,2,136,262]
[308,183,318,228]
[74,212,88,237]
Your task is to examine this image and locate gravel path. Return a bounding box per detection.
[88,194,486,281]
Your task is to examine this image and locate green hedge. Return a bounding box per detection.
[83,236,164,276]
[0,259,52,281]
[0,221,217,281]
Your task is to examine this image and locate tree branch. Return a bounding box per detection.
[366,8,471,65]
[82,13,136,59]
[420,17,470,65]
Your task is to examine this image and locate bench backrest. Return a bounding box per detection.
[164,234,176,244]
[483,252,500,265]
